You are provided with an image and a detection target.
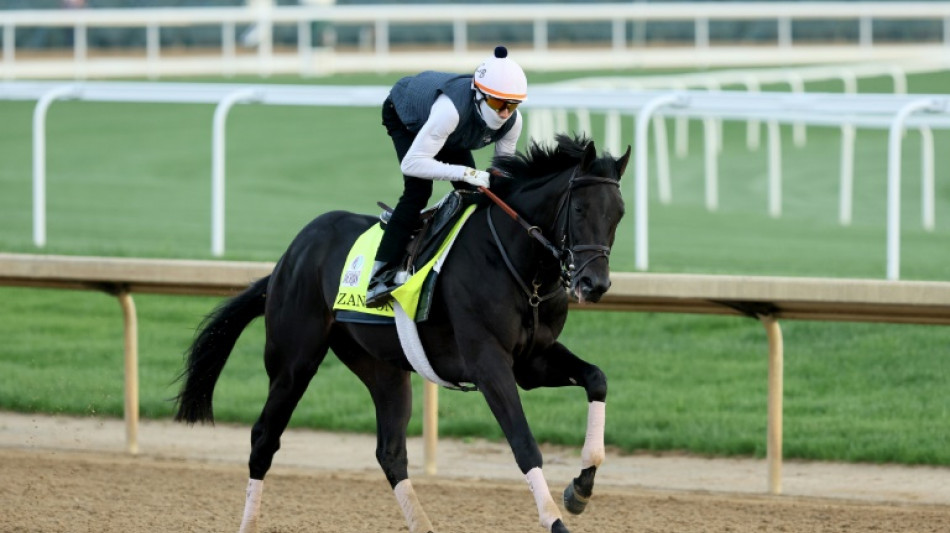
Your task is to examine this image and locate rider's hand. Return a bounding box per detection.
[461,168,491,189]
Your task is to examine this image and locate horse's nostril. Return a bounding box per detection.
[586,280,609,300]
[576,277,610,303]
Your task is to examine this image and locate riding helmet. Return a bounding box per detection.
[472,46,528,102]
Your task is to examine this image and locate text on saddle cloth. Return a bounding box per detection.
[333,203,477,322]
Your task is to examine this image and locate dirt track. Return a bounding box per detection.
[2,412,949,533]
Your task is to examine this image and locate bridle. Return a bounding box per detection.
[553,171,620,287]
[482,166,621,308]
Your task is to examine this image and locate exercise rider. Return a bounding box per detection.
[365,45,528,308]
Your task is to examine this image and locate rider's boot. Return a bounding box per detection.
[365,260,407,308]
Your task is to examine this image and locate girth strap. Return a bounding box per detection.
[393,300,478,392]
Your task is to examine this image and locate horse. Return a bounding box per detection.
[174,133,630,533]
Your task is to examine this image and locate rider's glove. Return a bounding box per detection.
[460,167,491,189]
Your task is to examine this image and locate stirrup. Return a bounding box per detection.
[365,281,396,308]
[365,268,407,308]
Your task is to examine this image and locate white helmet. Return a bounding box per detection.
[472,46,527,102]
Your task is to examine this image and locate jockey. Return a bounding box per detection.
[365,45,528,308]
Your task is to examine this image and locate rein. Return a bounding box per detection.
[479,186,564,264]
[485,207,561,357]
[486,206,563,307]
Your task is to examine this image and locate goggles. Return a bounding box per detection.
[481,91,521,114]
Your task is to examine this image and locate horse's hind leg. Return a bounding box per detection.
[239,320,331,533]
[333,337,434,533]
[515,342,607,516]
[375,370,435,533]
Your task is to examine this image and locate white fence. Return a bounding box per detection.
[543,61,947,227]
[4,2,950,78]
[3,79,948,280]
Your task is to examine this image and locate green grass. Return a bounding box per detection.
[1,69,949,465]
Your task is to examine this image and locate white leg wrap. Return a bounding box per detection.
[394,479,435,533]
[581,401,606,469]
[238,478,263,533]
[525,467,563,531]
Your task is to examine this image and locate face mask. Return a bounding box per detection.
[477,99,509,130]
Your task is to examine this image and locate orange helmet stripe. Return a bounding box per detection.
[473,80,526,101]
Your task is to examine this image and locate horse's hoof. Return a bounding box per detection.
[551,518,570,533]
[563,481,590,515]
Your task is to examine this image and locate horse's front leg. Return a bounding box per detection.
[477,360,570,533]
[514,342,607,516]
[563,400,605,515]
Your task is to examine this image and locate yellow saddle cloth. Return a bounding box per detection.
[333,204,476,323]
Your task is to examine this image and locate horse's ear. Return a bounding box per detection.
[615,145,632,180]
[581,140,597,171]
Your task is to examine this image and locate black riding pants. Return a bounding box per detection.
[375,97,476,264]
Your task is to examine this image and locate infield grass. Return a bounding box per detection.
[0,69,948,465]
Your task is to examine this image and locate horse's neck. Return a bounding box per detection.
[489,173,570,284]
[504,171,571,234]
[486,205,559,289]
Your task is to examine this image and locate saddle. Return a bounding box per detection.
[378,189,480,276]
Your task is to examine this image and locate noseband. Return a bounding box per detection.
[483,166,621,306]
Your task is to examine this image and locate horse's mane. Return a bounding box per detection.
[490,133,621,196]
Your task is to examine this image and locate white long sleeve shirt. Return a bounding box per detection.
[399,94,522,181]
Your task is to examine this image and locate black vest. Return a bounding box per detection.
[389,71,517,151]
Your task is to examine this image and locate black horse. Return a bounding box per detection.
[175,134,630,533]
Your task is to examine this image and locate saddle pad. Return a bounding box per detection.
[333,204,476,322]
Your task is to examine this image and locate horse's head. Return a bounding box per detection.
[562,139,629,303]
[490,134,630,304]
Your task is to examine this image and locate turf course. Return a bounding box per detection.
[0,70,948,465]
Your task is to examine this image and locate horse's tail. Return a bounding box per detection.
[174,275,270,424]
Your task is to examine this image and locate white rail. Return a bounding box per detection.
[4,2,950,78]
[3,80,948,278]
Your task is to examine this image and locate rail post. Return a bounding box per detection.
[118,289,139,455]
[423,380,438,475]
[32,84,81,249]
[211,88,262,257]
[633,92,688,271]
[760,314,783,495]
[886,98,946,280]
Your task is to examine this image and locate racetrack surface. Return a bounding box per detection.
[2,412,949,533]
